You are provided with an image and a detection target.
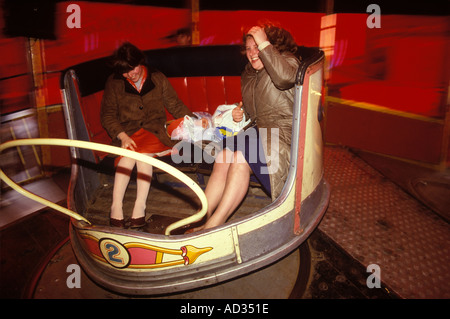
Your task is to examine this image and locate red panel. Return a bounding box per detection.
[325,102,444,164]
[199,10,323,47]
[80,92,110,160]
[167,77,190,120]
[294,72,311,233]
[332,14,368,67]
[81,92,108,141]
[224,76,242,105]
[387,36,447,88]
[329,14,448,119]
[45,72,64,105]
[0,75,33,114]
[168,77,190,108]
[339,81,444,118]
[44,2,191,71]
[186,77,208,113]
[0,38,29,78]
[205,77,226,114]
[47,111,71,166]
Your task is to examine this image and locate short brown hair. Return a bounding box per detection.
[112,42,145,75]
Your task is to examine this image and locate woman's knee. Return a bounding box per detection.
[136,159,152,172]
[115,157,136,175]
[117,156,136,168]
[215,149,234,164]
[212,150,231,173]
[232,151,251,173]
[233,151,246,164]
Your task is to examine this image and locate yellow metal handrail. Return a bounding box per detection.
[0,138,208,235]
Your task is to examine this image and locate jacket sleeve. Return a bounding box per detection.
[100,77,124,140]
[258,45,300,90]
[158,73,194,119]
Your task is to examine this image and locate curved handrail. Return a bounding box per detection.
[0,138,208,235]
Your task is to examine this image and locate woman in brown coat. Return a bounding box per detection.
[101,42,193,228]
[191,24,300,232]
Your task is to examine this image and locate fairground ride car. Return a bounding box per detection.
[0,45,329,295]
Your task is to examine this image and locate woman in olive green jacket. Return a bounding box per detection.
[101,42,193,228]
[191,25,300,232]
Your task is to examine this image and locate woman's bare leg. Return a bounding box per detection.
[203,151,251,229]
[111,156,136,220]
[132,156,153,219]
[203,149,233,218]
[185,149,235,233]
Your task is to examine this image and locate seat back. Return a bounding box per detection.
[62,45,247,157]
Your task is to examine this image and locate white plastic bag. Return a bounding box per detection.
[170,112,216,143]
[170,105,250,142]
[212,104,251,139]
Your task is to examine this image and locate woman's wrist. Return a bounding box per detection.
[117,131,127,140]
[258,41,271,51]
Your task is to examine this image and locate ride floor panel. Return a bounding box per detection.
[320,146,450,299]
[84,172,272,233]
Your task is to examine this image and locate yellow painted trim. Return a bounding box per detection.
[326,96,444,124]
[80,233,98,242]
[352,147,445,171]
[9,127,31,180]
[79,228,236,270]
[29,38,52,172]
[156,252,163,264]
[237,187,295,236]
[302,67,325,201]
[231,226,242,264]
[45,104,63,113]
[22,118,42,167]
[2,175,43,186]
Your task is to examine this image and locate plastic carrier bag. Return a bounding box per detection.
[170,105,251,143]
[212,104,251,139]
[169,112,213,142]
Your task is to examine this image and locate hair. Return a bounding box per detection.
[112,42,145,75]
[241,23,298,56]
[176,27,191,37]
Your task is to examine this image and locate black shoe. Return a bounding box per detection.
[110,218,125,228]
[129,217,146,228]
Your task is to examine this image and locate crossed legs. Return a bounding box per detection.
[110,155,153,222]
[199,149,251,230]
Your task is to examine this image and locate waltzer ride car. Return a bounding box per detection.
[0,44,329,295]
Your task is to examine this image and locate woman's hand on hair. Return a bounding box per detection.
[248,26,268,46]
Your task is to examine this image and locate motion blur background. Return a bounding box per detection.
[1,0,448,187]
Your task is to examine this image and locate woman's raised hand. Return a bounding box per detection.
[247,26,268,46]
[232,102,244,123]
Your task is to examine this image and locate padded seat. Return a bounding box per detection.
[64,45,247,161]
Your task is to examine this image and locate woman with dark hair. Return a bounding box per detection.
[188,24,300,232]
[101,42,193,228]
